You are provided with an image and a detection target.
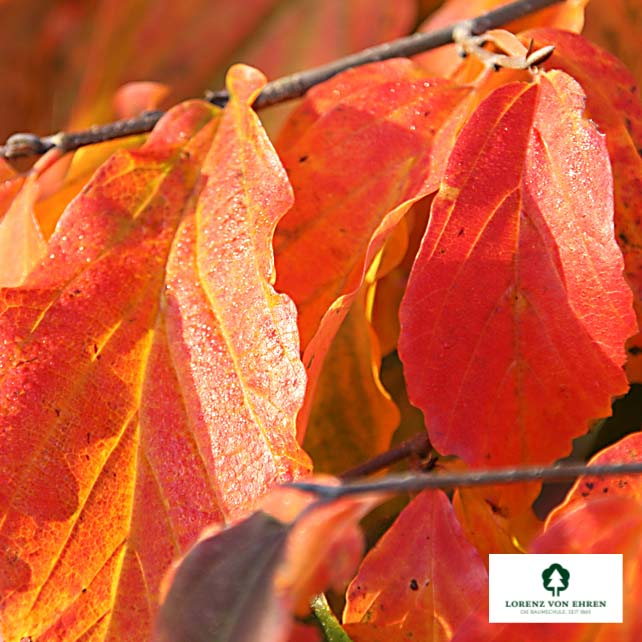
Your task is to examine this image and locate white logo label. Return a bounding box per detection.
[489,554,622,623]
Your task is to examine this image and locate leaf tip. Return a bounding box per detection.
[226,64,268,105]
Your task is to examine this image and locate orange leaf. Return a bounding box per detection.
[0,65,310,640]
[0,151,69,286]
[583,0,642,96]
[370,196,432,355]
[304,292,399,475]
[274,59,472,438]
[399,71,635,511]
[155,482,382,642]
[343,490,488,642]
[452,484,542,561]
[33,135,149,240]
[113,81,169,119]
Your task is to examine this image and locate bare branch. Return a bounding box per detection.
[289,461,642,499]
[339,432,432,480]
[1,0,562,160]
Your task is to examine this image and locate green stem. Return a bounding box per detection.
[311,594,354,642]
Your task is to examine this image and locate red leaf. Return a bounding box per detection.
[343,490,488,641]
[276,60,469,350]
[399,71,635,509]
[547,432,642,519]
[523,28,642,380]
[0,65,309,640]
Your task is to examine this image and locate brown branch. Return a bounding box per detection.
[290,461,642,498]
[1,0,562,160]
[339,432,432,480]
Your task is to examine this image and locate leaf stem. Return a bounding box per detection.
[290,461,642,499]
[1,0,562,159]
[310,594,354,642]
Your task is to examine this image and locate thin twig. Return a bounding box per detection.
[339,432,432,480]
[289,461,642,499]
[1,0,562,160]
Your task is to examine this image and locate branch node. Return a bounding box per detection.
[3,132,55,158]
[204,89,230,108]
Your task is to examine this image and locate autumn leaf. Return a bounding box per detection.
[275,59,470,351]
[303,292,399,476]
[451,484,541,561]
[343,490,488,642]
[368,196,433,355]
[0,65,309,640]
[33,131,152,241]
[274,58,472,436]
[547,432,642,519]
[155,511,292,642]
[155,482,382,642]
[399,70,636,511]
[0,150,70,286]
[524,28,642,381]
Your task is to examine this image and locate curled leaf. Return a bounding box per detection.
[156,482,384,642]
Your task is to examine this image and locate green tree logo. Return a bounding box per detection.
[542,563,570,596]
